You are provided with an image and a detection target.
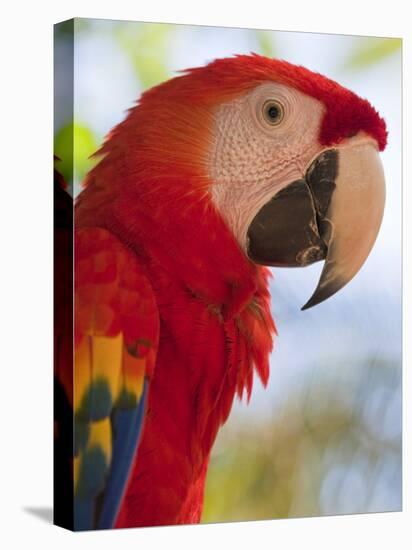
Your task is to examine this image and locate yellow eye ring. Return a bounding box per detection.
[262,99,284,126]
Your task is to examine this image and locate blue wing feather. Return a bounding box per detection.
[97,380,149,529]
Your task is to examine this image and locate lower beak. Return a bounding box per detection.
[246,141,386,310]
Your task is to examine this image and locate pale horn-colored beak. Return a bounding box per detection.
[302,141,386,310]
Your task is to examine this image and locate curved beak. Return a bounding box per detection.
[246,141,385,310]
[302,142,385,309]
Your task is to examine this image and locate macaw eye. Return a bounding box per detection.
[262,100,284,126]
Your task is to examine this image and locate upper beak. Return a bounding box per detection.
[246,140,386,310]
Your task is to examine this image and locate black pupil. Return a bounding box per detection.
[267,104,280,120]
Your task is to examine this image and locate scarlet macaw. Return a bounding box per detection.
[54,54,386,530]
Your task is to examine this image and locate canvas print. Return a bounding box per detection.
[53,19,402,531]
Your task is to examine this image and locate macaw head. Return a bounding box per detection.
[99,54,387,309]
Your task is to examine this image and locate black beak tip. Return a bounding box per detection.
[301,297,319,311]
[301,277,345,311]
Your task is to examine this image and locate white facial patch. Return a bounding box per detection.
[207,83,326,251]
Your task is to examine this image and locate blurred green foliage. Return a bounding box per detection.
[54,19,74,38]
[54,122,99,185]
[255,31,276,58]
[115,22,173,88]
[344,37,402,70]
[203,358,400,522]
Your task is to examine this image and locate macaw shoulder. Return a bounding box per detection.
[73,227,160,529]
[75,227,160,375]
